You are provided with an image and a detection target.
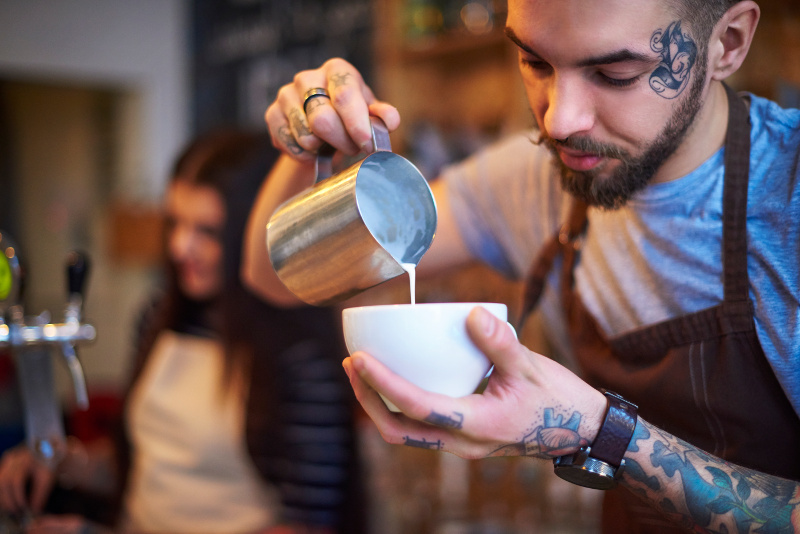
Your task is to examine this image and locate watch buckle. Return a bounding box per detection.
[614,458,627,481]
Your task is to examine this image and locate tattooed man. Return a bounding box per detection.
[244,0,800,532]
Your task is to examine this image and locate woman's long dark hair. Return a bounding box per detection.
[162,128,286,390]
[135,128,343,386]
[117,130,362,532]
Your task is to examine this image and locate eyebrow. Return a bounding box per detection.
[576,49,653,67]
[504,27,654,67]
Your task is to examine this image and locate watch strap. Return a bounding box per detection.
[590,389,637,467]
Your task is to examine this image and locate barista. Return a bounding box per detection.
[243,0,800,532]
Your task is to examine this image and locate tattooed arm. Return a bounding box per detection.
[343,307,800,533]
[621,419,800,533]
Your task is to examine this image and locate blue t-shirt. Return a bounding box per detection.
[444,93,800,415]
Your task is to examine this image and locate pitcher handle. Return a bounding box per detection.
[316,116,392,183]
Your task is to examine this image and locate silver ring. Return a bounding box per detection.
[303,87,330,114]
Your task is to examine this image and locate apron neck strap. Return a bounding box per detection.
[518,82,752,328]
[720,82,752,303]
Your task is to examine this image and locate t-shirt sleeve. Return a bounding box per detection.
[441,130,568,280]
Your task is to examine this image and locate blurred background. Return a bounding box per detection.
[0,0,798,532]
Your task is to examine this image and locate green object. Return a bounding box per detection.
[0,252,10,301]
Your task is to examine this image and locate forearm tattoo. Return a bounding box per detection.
[649,20,697,99]
[624,420,800,532]
[490,407,590,458]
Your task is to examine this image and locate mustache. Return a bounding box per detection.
[532,132,630,160]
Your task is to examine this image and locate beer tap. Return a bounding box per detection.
[0,231,95,469]
[62,251,90,411]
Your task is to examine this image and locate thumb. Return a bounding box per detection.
[465,306,525,374]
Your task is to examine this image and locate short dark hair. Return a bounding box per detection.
[669,0,746,55]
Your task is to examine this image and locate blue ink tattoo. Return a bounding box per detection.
[628,421,800,531]
[425,411,464,429]
[649,21,698,99]
[490,407,589,457]
[621,422,661,491]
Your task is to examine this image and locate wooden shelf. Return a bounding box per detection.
[372,0,530,155]
[400,29,509,62]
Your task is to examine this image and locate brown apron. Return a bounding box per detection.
[520,84,800,532]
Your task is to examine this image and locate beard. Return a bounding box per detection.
[536,62,706,210]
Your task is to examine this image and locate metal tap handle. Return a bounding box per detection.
[62,342,89,410]
[315,116,392,183]
[66,250,89,301]
[63,250,91,409]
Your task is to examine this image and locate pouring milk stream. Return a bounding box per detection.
[401,263,416,305]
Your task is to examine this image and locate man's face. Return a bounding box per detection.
[507,0,707,209]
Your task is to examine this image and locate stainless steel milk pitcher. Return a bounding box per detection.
[266,117,437,306]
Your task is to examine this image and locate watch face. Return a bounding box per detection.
[554,465,618,490]
[0,252,11,301]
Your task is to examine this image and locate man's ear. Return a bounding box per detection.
[708,1,760,81]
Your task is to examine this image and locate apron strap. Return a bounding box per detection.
[518,83,752,329]
[721,82,752,303]
[517,199,586,331]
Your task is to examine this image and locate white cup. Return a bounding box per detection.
[342,302,511,412]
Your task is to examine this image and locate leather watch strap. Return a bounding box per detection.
[590,390,638,467]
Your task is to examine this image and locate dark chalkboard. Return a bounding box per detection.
[191,0,374,134]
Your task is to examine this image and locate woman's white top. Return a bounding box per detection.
[124,330,279,533]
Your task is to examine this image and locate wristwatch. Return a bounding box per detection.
[553,389,638,489]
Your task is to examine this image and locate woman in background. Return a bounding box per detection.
[0,129,365,534]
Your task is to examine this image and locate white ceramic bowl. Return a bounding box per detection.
[342,302,509,411]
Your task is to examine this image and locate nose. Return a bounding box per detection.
[168,224,193,262]
[541,76,595,141]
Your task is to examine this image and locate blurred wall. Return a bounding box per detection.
[0,0,190,202]
[0,0,189,400]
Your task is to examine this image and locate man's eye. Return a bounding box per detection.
[599,73,641,88]
[521,58,551,72]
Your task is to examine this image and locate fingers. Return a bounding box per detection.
[344,353,488,459]
[27,514,95,534]
[29,464,56,514]
[266,58,399,161]
[343,308,609,463]
[367,101,401,130]
[0,446,43,514]
[0,447,27,513]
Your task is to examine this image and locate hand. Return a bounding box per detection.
[343,306,607,459]
[25,514,111,534]
[265,57,400,162]
[0,445,55,515]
